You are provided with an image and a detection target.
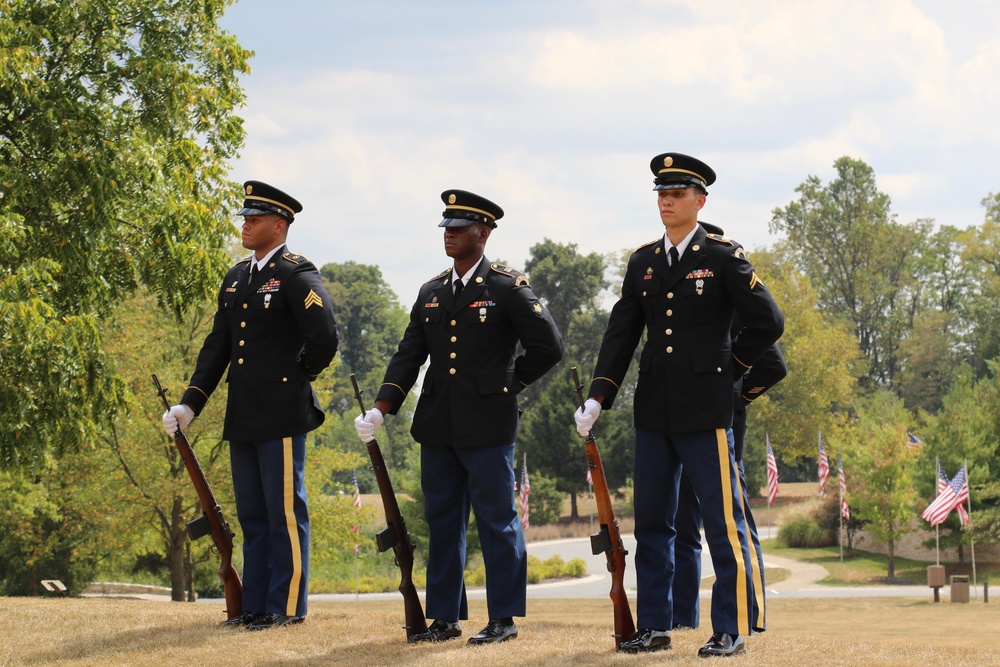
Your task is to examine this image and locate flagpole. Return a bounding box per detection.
[934,457,940,567]
[838,447,844,563]
[966,459,977,595]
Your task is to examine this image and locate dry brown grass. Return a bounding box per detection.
[4,594,995,667]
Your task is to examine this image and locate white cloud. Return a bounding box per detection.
[219,0,1000,301]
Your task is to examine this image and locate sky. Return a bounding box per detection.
[217,0,1000,303]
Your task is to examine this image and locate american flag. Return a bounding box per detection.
[352,470,361,555]
[938,460,968,525]
[936,460,950,494]
[838,450,850,520]
[921,464,968,526]
[517,454,530,530]
[955,463,970,526]
[766,435,779,506]
[906,431,924,447]
[586,467,593,486]
[818,433,830,498]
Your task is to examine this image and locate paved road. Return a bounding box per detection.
[312,528,938,603]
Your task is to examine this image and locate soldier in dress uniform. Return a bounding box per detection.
[574,154,783,657]
[354,189,563,645]
[671,290,788,633]
[163,180,338,630]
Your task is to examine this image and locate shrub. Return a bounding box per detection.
[778,513,835,548]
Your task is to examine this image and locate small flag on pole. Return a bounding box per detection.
[818,432,830,498]
[906,431,924,447]
[766,435,779,506]
[838,451,850,520]
[586,468,593,486]
[517,454,531,530]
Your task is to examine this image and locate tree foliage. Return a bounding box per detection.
[770,157,923,387]
[848,393,919,579]
[740,248,861,488]
[0,0,250,466]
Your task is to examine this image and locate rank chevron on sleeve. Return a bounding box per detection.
[304,290,324,309]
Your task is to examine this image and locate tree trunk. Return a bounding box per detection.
[887,538,895,580]
[185,541,197,602]
[570,492,578,520]
[169,496,187,602]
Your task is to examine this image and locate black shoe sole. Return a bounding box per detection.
[617,643,672,654]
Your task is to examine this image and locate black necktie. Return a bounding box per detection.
[669,246,679,268]
[250,263,259,283]
[453,278,464,297]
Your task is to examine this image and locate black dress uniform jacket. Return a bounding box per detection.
[377,258,563,449]
[182,246,339,441]
[590,225,783,433]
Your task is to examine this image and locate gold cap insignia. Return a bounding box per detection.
[448,194,457,204]
[663,156,673,167]
[246,184,253,194]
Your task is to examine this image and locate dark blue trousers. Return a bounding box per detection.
[421,443,526,621]
[673,462,767,631]
[230,435,310,617]
[672,405,767,631]
[633,428,754,635]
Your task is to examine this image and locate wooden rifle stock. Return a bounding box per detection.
[350,374,428,640]
[152,374,242,620]
[572,367,635,647]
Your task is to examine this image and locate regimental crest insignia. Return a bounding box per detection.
[304,290,324,309]
[532,303,542,313]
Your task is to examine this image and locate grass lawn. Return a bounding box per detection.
[761,539,1000,587]
[3,595,995,667]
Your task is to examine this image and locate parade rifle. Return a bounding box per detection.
[350,373,428,640]
[152,374,242,621]
[572,367,635,648]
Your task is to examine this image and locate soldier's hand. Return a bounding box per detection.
[163,404,195,437]
[354,408,384,443]
[574,398,602,437]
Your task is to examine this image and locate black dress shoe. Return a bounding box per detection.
[408,619,462,643]
[219,611,263,628]
[697,632,745,657]
[245,613,305,631]
[467,619,518,645]
[617,628,672,653]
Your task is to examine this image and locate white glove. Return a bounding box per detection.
[163,404,195,437]
[574,398,602,437]
[354,408,384,443]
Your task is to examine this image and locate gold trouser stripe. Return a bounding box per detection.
[736,477,765,625]
[283,437,302,616]
[715,429,750,633]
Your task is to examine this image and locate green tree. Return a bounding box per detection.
[100,291,234,601]
[319,262,408,414]
[922,363,1000,554]
[849,393,919,580]
[740,248,861,489]
[316,261,414,494]
[770,157,922,387]
[0,0,250,466]
[518,241,613,518]
[961,196,1000,378]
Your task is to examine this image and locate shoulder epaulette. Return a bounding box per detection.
[490,262,530,287]
[635,238,661,252]
[425,268,450,284]
[282,252,307,264]
[235,258,251,266]
[706,233,735,246]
